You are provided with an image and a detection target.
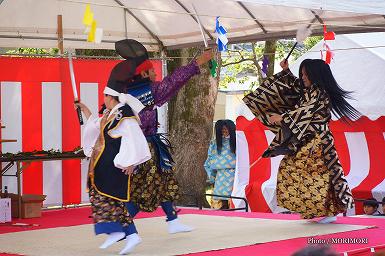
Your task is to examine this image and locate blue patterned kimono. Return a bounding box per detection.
[204,138,236,199]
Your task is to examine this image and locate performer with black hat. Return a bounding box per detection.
[76,76,151,254]
[108,39,213,254]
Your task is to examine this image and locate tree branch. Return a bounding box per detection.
[222,58,254,67]
[251,42,264,85]
[227,48,248,60]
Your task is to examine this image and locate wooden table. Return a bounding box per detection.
[0,152,86,218]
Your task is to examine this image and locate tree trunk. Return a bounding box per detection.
[264,40,277,77]
[167,47,219,206]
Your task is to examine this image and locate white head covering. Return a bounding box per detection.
[103,87,145,118]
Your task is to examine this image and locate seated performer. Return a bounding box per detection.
[76,80,151,254]
[105,39,213,254]
[243,59,361,223]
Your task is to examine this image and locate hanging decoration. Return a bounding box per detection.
[215,17,228,52]
[322,25,335,64]
[261,55,269,78]
[82,4,103,43]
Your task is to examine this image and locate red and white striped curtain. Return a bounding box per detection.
[0,57,162,206]
[234,116,385,215]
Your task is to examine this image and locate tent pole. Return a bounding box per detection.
[57,15,64,54]
[123,7,128,39]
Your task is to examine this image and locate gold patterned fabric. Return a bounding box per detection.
[210,198,230,210]
[89,188,132,226]
[130,142,179,212]
[243,70,302,134]
[243,70,354,217]
[276,85,354,212]
[277,135,343,219]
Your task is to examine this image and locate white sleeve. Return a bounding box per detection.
[82,115,101,157]
[110,118,151,169]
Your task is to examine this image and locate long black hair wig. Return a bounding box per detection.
[215,119,236,154]
[299,59,361,122]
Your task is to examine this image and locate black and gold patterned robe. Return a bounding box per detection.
[243,70,354,219]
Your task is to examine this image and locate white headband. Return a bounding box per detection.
[103,87,145,117]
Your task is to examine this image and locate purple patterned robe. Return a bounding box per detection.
[138,61,200,136]
[130,60,201,211]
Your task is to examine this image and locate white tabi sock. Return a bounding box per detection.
[167,218,194,234]
[119,233,142,255]
[317,216,337,224]
[99,232,125,249]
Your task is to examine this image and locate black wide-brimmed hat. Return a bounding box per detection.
[106,39,151,90]
[115,39,149,66]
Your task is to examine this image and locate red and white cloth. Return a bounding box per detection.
[0,57,161,206]
[233,116,385,215]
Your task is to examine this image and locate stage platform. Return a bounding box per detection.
[0,207,384,256]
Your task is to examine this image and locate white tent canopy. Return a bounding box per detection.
[1,0,385,51]
[236,33,385,120]
[236,0,385,16]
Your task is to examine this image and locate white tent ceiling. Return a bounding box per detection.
[1,0,385,51]
[236,32,385,120]
[235,1,385,16]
